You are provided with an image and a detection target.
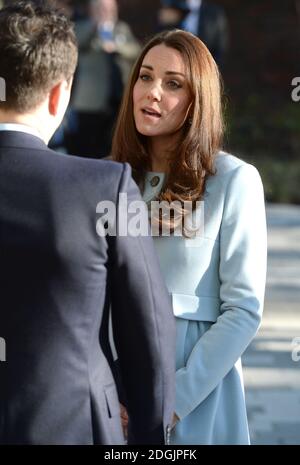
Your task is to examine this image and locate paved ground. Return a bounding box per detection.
[243,204,300,445]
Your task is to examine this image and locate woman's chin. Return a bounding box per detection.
[136,127,162,137]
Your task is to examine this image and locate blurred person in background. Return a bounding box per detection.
[182,0,229,67]
[88,0,140,83]
[66,0,140,158]
[157,0,190,31]
[158,0,229,67]
[112,29,267,445]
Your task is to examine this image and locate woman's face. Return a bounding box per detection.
[133,44,192,140]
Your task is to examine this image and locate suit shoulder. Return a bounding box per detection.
[48,150,128,184]
[50,151,122,172]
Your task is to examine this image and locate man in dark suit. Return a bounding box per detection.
[159,0,229,67]
[0,1,175,445]
[183,0,229,67]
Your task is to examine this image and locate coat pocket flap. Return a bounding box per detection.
[172,293,220,322]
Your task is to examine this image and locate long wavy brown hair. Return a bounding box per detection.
[111,29,224,233]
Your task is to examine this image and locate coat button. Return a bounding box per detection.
[150,176,160,187]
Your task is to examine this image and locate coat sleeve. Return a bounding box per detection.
[175,164,267,420]
[108,163,176,444]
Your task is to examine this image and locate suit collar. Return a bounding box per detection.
[0,130,48,151]
[0,123,43,140]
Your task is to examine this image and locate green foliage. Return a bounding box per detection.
[226,94,300,159]
[224,94,300,203]
[240,156,300,204]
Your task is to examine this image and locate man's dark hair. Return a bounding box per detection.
[0,1,78,112]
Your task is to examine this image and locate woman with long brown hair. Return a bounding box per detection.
[112,30,267,445]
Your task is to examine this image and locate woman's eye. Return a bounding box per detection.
[167,81,181,89]
[139,74,151,81]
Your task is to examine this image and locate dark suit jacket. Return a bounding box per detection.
[197,1,229,66]
[0,131,175,445]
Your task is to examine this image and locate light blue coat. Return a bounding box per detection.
[143,152,267,445]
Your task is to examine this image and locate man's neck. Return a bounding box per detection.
[0,122,45,142]
[0,112,48,143]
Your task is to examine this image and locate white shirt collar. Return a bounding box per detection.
[183,0,202,35]
[0,123,44,141]
[186,0,202,9]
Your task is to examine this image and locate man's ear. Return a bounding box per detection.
[48,82,62,116]
[48,80,71,116]
[49,82,63,116]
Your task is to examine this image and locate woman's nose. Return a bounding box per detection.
[147,83,162,102]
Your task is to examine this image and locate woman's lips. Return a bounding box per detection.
[141,107,161,118]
